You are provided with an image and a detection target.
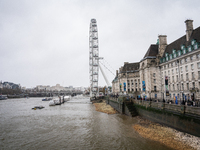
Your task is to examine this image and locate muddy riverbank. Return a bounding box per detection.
[94,101,200,149]
[93,100,117,114]
[133,117,200,150]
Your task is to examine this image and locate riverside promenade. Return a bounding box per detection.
[105,95,200,137]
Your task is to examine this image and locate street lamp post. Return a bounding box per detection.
[177,60,182,104]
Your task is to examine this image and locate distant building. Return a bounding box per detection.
[36,85,51,91]
[50,84,66,91]
[2,82,21,89]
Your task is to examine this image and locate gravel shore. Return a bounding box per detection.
[133,117,200,150]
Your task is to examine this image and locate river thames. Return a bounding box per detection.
[0,95,173,150]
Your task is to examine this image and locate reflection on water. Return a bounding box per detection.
[0,96,172,150]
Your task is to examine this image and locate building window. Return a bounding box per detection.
[171,62,173,67]
[191,40,195,45]
[172,76,174,82]
[180,67,183,72]
[176,75,178,82]
[172,69,174,74]
[153,73,156,77]
[182,83,184,90]
[173,84,175,90]
[190,56,193,61]
[168,70,170,75]
[192,72,195,80]
[185,66,188,72]
[194,44,198,50]
[178,51,181,56]
[154,79,156,84]
[197,54,200,59]
[191,64,194,70]
[198,62,200,69]
[186,73,188,80]
[188,46,192,52]
[177,84,179,90]
[176,68,178,74]
[154,86,156,91]
[181,74,183,80]
[198,71,200,79]
[185,58,187,62]
[181,59,184,64]
[193,82,195,88]
[187,83,189,90]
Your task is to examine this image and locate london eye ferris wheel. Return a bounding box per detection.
[89,19,99,97]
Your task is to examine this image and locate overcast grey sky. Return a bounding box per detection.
[0,0,200,88]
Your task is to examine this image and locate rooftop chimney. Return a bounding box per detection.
[185,19,193,41]
[158,35,167,56]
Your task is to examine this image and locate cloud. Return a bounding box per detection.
[0,0,200,88]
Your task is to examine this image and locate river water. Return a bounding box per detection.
[0,96,172,150]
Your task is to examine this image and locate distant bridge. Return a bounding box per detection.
[28,91,83,97]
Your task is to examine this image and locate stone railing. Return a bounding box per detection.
[133,99,200,116]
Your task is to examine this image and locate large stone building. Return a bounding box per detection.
[112,20,200,103]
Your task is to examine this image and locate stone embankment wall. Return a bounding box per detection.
[105,96,200,137]
[133,99,200,137]
[106,97,123,113]
[106,96,132,116]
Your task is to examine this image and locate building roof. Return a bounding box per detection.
[163,26,200,57]
[120,62,139,73]
[143,44,158,58]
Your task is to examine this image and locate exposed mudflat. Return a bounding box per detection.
[133,117,200,150]
[93,101,117,114]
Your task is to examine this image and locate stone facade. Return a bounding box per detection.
[112,20,200,102]
[112,62,140,95]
